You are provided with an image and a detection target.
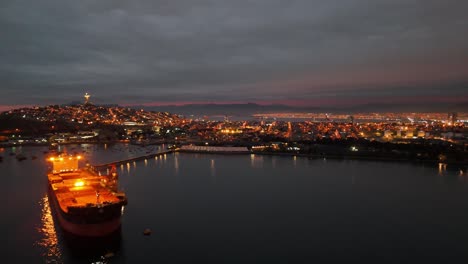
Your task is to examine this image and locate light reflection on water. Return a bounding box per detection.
[250,153,264,168]
[35,194,62,263]
[35,191,122,263]
[438,162,448,176]
[174,154,179,175]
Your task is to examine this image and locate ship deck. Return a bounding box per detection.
[48,169,124,213]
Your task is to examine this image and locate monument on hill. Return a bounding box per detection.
[84,92,91,104]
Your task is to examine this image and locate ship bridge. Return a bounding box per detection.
[48,154,82,174]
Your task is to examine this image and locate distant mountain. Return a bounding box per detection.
[138,103,313,117]
[336,102,468,113]
[134,101,468,117]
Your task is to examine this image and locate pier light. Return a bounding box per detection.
[49,157,55,161]
[77,156,82,160]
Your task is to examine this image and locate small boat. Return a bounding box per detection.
[143,228,152,235]
[16,154,27,161]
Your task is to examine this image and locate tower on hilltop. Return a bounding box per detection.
[84,92,90,104]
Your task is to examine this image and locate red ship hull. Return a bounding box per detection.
[53,205,122,237]
[48,185,124,237]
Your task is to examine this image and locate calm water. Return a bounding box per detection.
[2,143,468,263]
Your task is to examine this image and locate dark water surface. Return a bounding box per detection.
[2,143,468,263]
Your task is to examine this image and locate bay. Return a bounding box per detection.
[2,143,467,263]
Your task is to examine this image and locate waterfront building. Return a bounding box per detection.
[417,131,426,138]
[448,112,457,125]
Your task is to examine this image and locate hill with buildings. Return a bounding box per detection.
[0,102,466,165]
[0,103,183,142]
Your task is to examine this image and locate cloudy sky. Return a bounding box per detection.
[1,0,467,110]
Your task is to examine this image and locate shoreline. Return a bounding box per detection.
[251,151,467,168]
[174,150,466,168]
[1,141,465,169]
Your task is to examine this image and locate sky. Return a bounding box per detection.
[1,0,467,111]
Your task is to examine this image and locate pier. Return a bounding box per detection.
[178,145,250,154]
[90,146,250,171]
[92,149,174,170]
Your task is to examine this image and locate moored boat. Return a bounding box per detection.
[16,154,27,161]
[46,153,127,237]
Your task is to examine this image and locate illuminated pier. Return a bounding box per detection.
[92,149,174,169]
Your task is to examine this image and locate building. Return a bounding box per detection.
[448,112,457,125]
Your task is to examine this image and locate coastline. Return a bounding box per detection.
[252,151,467,168]
[1,141,465,169]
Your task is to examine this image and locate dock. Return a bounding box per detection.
[92,149,174,169]
[90,146,254,170]
[177,145,250,154]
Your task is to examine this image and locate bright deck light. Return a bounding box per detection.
[74,180,84,187]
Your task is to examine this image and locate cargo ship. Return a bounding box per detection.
[46,153,127,237]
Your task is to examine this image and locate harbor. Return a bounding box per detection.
[3,143,468,263]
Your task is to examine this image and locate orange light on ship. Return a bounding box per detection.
[74,180,84,187]
[77,156,81,160]
[49,157,55,161]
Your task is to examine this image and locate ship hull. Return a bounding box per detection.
[48,185,123,237]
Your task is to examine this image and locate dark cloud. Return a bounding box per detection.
[1,0,467,106]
